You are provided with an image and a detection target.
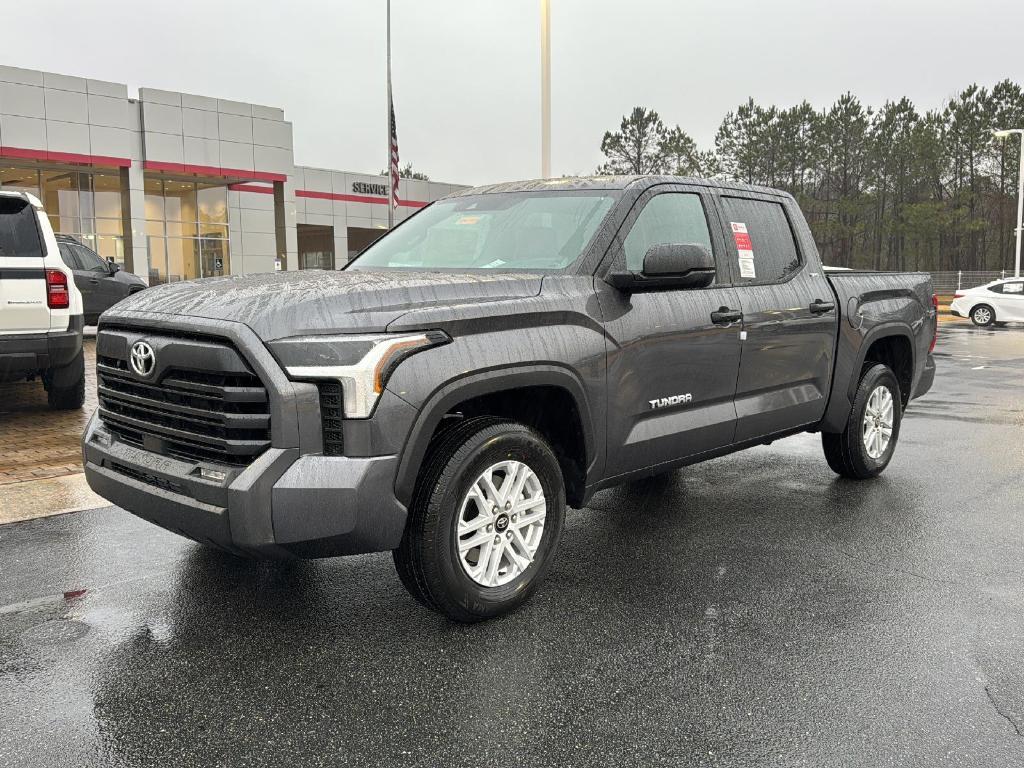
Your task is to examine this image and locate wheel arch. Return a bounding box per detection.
[393,365,596,509]
[820,322,916,433]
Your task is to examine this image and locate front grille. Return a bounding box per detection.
[96,335,271,466]
[317,382,345,456]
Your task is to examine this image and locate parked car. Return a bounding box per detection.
[83,176,937,621]
[950,277,1024,326]
[0,191,85,409]
[55,234,146,325]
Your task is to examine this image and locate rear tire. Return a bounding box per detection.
[46,351,85,410]
[393,417,566,622]
[822,363,902,480]
[971,304,995,327]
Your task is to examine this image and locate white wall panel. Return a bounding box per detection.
[141,102,183,135]
[0,82,45,119]
[218,112,253,143]
[44,89,88,123]
[0,115,46,149]
[182,107,219,139]
[87,94,131,129]
[46,120,90,154]
[219,140,254,171]
[143,131,184,164]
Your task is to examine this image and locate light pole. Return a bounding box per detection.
[540,0,551,179]
[993,128,1024,278]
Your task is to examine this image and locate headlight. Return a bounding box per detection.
[269,331,450,418]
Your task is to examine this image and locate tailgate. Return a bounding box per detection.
[0,196,49,334]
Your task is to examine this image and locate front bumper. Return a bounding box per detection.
[83,411,407,558]
[0,315,83,381]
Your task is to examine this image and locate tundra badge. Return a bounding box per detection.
[649,394,692,410]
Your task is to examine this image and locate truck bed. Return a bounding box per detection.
[820,269,936,432]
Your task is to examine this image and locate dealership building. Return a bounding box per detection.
[0,64,466,283]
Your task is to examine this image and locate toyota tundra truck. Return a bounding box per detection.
[1,191,85,409]
[83,176,937,622]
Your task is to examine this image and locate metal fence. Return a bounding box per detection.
[930,271,1012,294]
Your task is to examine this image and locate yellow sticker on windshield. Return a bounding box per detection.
[456,216,480,225]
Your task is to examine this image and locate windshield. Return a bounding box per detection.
[347,191,616,272]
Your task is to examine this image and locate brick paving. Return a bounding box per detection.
[0,338,96,486]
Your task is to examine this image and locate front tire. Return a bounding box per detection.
[393,417,566,622]
[971,304,995,327]
[822,363,902,479]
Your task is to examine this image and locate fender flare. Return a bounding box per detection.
[820,322,917,433]
[393,364,596,507]
[846,322,916,402]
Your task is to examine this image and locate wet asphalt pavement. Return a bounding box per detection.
[1,323,1022,767]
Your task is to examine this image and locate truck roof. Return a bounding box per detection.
[448,175,792,199]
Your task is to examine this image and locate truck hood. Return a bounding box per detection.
[108,269,544,341]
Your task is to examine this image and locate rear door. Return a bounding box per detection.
[599,185,743,477]
[0,196,49,334]
[716,194,838,443]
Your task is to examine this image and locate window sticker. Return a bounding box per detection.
[731,222,756,278]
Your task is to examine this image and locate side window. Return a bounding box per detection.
[73,244,108,272]
[720,197,802,284]
[1002,281,1023,295]
[58,242,81,269]
[623,193,713,273]
[987,284,1004,294]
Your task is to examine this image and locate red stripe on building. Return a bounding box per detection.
[295,189,427,208]
[0,146,131,168]
[229,183,275,194]
[143,161,286,183]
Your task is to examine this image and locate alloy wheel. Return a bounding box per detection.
[861,385,895,459]
[456,460,547,587]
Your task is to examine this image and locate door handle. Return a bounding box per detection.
[711,307,743,325]
[809,299,835,314]
[89,279,100,285]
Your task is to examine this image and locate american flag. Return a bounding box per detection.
[389,92,399,211]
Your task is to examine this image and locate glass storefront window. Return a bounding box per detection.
[197,184,228,224]
[0,166,41,198]
[3,166,126,266]
[145,175,230,282]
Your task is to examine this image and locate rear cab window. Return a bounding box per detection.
[0,196,44,259]
[719,197,802,284]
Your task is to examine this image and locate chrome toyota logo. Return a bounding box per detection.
[130,341,156,377]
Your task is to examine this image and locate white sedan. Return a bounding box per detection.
[950,278,1024,326]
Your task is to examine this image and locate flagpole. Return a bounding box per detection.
[386,0,394,230]
[540,0,551,179]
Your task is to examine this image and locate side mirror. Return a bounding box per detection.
[107,259,121,273]
[606,243,716,292]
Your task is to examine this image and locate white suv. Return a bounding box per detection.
[0,191,86,409]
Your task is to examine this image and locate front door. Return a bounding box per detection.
[70,242,123,320]
[716,194,838,443]
[598,186,743,479]
[990,279,1024,321]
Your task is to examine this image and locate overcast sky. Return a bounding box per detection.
[5,1,1023,185]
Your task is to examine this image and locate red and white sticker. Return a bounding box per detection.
[730,222,755,278]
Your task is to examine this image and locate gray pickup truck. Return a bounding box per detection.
[83,176,936,621]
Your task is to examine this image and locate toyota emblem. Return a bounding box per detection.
[130,341,156,377]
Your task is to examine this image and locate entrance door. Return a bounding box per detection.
[297,224,335,270]
[717,194,838,442]
[599,186,743,479]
